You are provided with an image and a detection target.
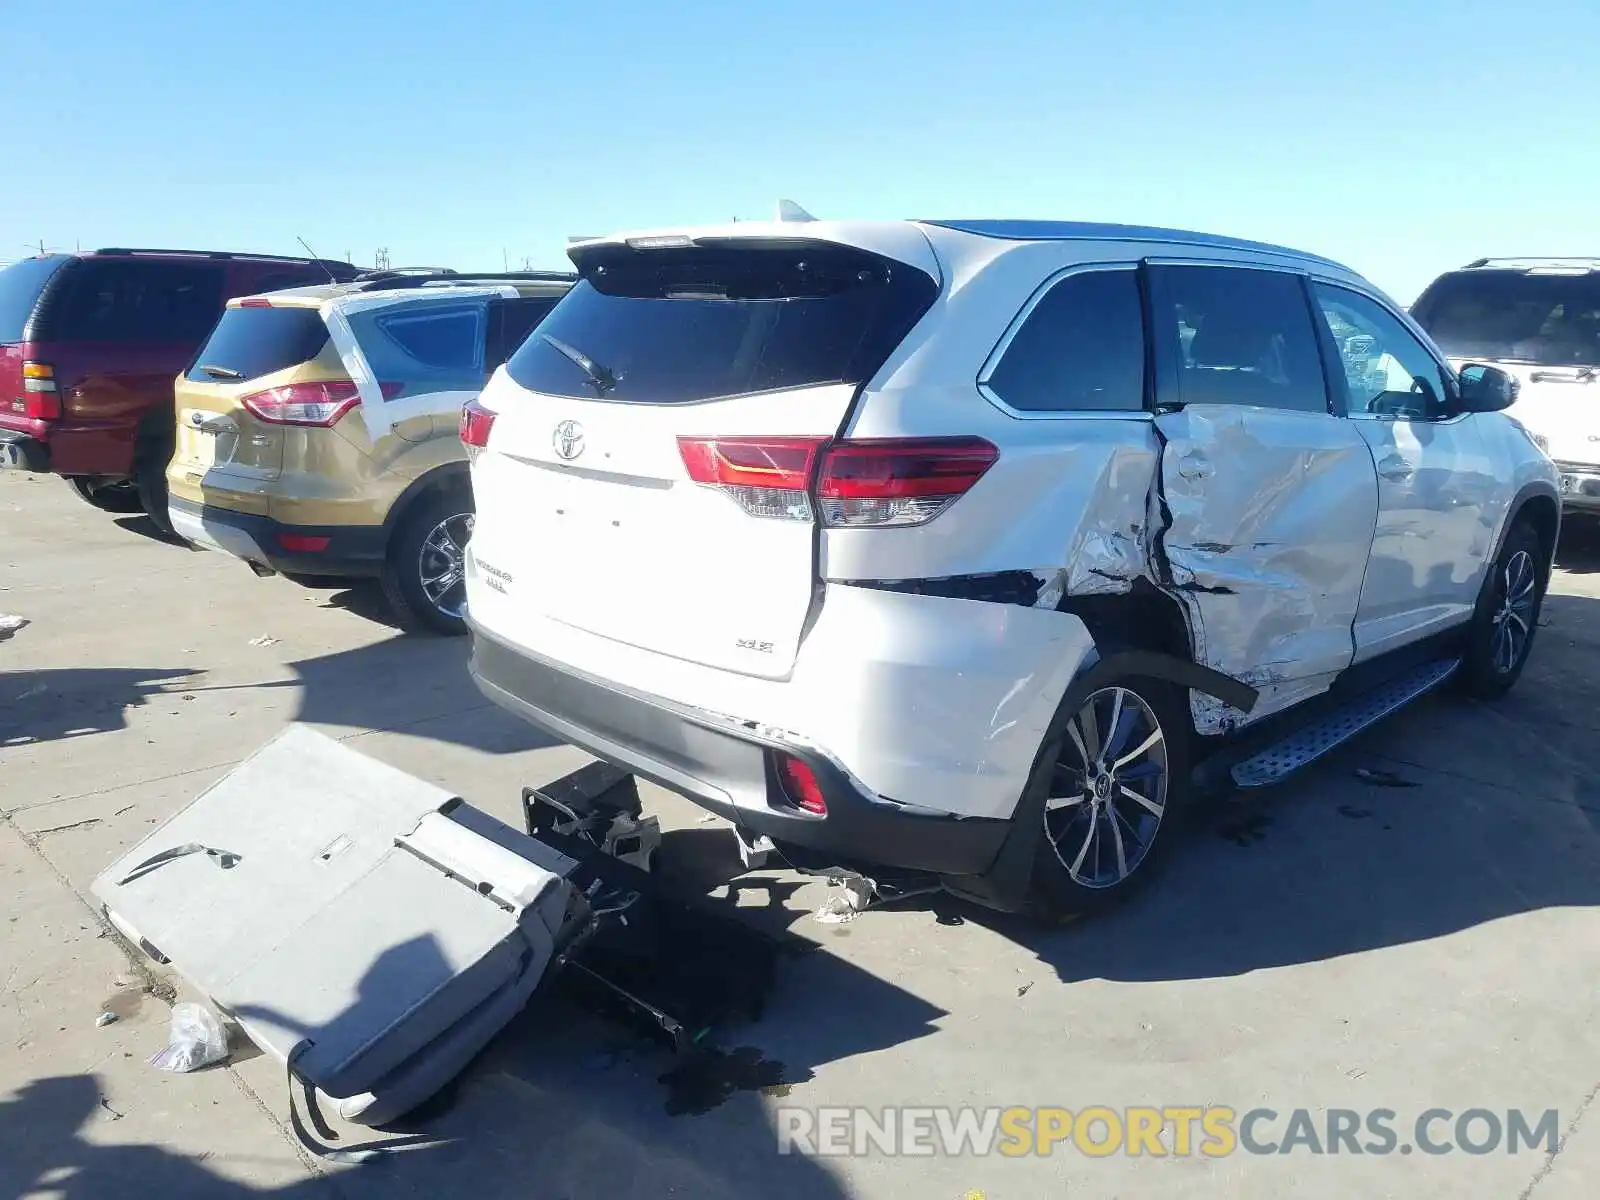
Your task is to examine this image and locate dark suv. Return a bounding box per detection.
[0,248,358,528]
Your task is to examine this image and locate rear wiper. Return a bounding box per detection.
[198,364,244,381]
[539,334,619,397]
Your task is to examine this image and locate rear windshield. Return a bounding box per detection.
[1411,269,1600,366]
[0,255,70,343]
[185,306,330,383]
[505,242,938,404]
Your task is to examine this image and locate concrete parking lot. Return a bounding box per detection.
[2,469,1598,1199]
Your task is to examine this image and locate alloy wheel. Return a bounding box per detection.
[418,513,473,619]
[1043,686,1169,889]
[1490,548,1537,675]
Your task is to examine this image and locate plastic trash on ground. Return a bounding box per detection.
[150,1002,229,1073]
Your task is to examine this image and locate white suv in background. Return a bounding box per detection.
[461,216,1558,917]
[1411,257,1600,514]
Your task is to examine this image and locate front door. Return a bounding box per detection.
[1147,263,1380,730]
[1307,282,1498,661]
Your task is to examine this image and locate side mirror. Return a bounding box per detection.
[1457,364,1519,413]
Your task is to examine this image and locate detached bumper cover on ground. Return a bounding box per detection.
[91,725,584,1126]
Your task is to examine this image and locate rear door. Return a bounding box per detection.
[469,238,938,679]
[1147,263,1380,720]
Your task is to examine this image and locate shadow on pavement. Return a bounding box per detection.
[1,928,912,1198]
[0,667,205,749]
[287,636,558,756]
[112,515,198,549]
[1554,516,1600,574]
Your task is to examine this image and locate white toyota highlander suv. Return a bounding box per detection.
[1410,257,1600,515]
[461,215,1559,918]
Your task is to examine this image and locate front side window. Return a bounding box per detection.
[1312,284,1452,419]
[984,268,1146,412]
[1149,265,1329,414]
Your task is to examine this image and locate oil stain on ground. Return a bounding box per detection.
[659,1045,790,1117]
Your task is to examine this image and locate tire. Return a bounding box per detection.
[1457,519,1544,699]
[134,443,175,536]
[67,476,143,514]
[1025,672,1192,919]
[379,486,474,636]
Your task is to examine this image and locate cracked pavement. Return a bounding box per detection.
[2,473,1598,1199]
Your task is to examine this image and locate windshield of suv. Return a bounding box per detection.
[1410,269,1600,366]
[0,255,70,343]
[505,242,937,405]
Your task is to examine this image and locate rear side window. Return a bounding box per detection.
[348,299,488,399]
[984,268,1146,411]
[1411,269,1600,366]
[506,243,938,404]
[0,255,70,343]
[186,307,330,383]
[1148,265,1329,413]
[45,259,225,343]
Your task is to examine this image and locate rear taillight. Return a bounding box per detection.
[676,435,997,527]
[241,380,362,427]
[817,437,998,527]
[459,400,497,463]
[18,361,60,420]
[677,436,826,520]
[775,753,828,816]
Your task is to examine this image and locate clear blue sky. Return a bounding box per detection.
[7,0,1598,301]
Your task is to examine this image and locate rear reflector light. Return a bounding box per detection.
[276,533,330,553]
[676,435,997,527]
[775,753,828,816]
[459,400,497,463]
[241,380,362,427]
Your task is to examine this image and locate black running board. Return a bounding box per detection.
[1229,659,1458,788]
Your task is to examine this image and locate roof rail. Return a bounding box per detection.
[1463,256,1600,270]
[93,247,355,268]
[350,269,578,292]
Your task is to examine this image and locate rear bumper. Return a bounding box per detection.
[0,429,49,471]
[468,623,1011,877]
[168,496,387,577]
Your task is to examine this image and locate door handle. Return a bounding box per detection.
[1177,451,1213,480]
[1377,454,1414,481]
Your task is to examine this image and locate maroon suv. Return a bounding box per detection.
[0,248,357,529]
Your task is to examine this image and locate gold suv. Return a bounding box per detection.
[166,271,573,633]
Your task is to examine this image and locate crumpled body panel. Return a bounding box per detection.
[1153,405,1380,732]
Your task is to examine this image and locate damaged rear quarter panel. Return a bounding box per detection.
[1152,404,1380,730]
[822,412,1161,594]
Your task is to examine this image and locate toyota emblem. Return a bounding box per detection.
[553,420,585,461]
